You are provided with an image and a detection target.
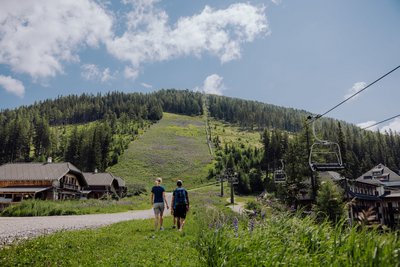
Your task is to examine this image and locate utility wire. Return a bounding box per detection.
[309,64,400,122]
[362,114,400,130]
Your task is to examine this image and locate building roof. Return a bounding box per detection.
[114,176,126,187]
[356,163,400,186]
[0,162,86,185]
[83,172,120,187]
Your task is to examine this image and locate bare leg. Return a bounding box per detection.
[179,218,185,231]
[159,211,164,229]
[154,215,159,230]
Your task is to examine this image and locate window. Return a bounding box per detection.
[378,174,389,181]
[372,168,384,176]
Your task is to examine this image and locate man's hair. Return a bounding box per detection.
[156,177,162,183]
[177,180,183,186]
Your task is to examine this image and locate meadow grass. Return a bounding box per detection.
[196,209,400,267]
[1,195,150,217]
[209,118,264,149]
[108,113,214,191]
[0,218,199,266]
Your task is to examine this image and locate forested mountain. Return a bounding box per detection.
[1,88,400,180]
[208,94,307,132]
[0,89,202,168]
[207,94,400,177]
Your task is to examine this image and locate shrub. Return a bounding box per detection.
[126,183,147,196]
[313,180,345,224]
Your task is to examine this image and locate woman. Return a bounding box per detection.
[151,177,169,230]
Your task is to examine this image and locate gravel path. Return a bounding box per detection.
[226,198,245,214]
[0,193,172,246]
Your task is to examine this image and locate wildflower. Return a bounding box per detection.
[248,218,255,234]
[233,217,239,237]
[261,210,266,220]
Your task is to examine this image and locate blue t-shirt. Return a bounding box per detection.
[151,186,165,203]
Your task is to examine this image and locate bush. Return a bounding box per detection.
[245,200,262,214]
[126,183,147,196]
[313,180,345,224]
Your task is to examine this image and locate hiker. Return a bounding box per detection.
[151,177,169,230]
[171,180,189,231]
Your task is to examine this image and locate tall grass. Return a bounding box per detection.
[195,209,400,266]
[1,196,150,217]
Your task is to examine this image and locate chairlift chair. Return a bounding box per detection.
[274,159,286,183]
[308,116,345,172]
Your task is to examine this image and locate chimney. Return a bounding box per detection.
[47,157,52,164]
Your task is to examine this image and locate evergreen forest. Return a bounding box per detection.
[1,88,400,186]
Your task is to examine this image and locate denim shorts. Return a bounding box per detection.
[153,202,165,215]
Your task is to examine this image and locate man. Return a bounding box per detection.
[171,180,189,231]
[151,177,169,230]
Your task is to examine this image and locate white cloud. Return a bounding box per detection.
[344,82,366,100]
[196,74,226,95]
[81,64,115,82]
[381,118,400,134]
[101,68,113,82]
[0,1,269,87]
[271,0,282,5]
[357,120,379,131]
[124,66,139,80]
[0,0,113,79]
[0,75,25,97]
[107,2,269,68]
[357,119,400,134]
[141,82,153,89]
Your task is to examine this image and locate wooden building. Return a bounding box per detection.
[82,171,126,199]
[348,164,400,227]
[296,167,400,228]
[0,161,87,209]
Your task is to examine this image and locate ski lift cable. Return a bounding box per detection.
[361,113,400,130]
[308,64,400,123]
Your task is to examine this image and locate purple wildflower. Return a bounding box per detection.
[248,218,255,234]
[261,211,266,220]
[233,217,239,237]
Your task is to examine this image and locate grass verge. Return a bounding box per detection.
[1,195,150,217]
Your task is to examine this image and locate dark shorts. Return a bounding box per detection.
[174,204,187,219]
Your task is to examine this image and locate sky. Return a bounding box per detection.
[0,0,400,132]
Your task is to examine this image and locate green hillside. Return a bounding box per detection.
[108,112,213,190]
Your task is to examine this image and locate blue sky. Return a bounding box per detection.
[0,0,400,131]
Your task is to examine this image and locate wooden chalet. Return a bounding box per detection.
[347,164,400,227]
[0,161,87,209]
[82,171,126,199]
[114,176,128,198]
